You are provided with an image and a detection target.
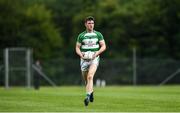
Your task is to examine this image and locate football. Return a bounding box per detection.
[83,51,95,60]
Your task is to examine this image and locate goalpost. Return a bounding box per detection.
[4,48,32,89]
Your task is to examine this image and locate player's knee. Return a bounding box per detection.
[87,75,93,80]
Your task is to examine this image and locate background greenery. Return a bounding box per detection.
[0,0,180,60]
[0,0,180,86]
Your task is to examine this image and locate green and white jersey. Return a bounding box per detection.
[77,30,104,52]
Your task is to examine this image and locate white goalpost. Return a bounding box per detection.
[4,48,32,89]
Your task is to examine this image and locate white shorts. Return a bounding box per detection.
[80,56,100,71]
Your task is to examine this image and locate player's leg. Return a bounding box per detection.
[82,57,99,106]
[80,59,90,106]
[81,71,88,85]
[86,64,97,95]
[84,64,97,106]
[88,57,99,102]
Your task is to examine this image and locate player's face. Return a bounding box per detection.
[85,20,94,32]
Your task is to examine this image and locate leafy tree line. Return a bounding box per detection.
[0,0,63,60]
[0,0,180,60]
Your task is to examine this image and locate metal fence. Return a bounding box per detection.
[38,58,180,86]
[0,52,180,86]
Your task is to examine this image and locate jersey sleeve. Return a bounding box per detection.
[76,33,82,43]
[97,32,104,41]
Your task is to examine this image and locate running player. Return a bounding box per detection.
[75,16,106,106]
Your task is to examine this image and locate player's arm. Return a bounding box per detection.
[76,42,84,59]
[94,40,106,58]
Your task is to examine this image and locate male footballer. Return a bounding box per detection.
[75,16,106,106]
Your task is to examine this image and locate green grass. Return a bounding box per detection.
[0,85,180,112]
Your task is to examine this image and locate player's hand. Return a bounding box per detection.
[92,52,98,59]
[80,52,85,59]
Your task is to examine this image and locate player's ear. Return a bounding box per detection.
[84,22,87,27]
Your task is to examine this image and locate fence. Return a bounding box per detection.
[0,50,180,86]
[35,58,180,86]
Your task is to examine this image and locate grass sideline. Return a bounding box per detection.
[0,85,180,112]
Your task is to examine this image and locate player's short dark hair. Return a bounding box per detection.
[85,16,95,23]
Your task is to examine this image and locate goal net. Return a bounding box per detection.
[4,48,32,88]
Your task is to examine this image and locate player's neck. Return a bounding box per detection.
[87,29,94,33]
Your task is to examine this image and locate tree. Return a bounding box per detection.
[0,0,64,60]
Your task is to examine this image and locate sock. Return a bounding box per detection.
[91,91,93,94]
[86,93,91,100]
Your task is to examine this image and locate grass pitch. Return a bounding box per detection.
[0,85,180,112]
